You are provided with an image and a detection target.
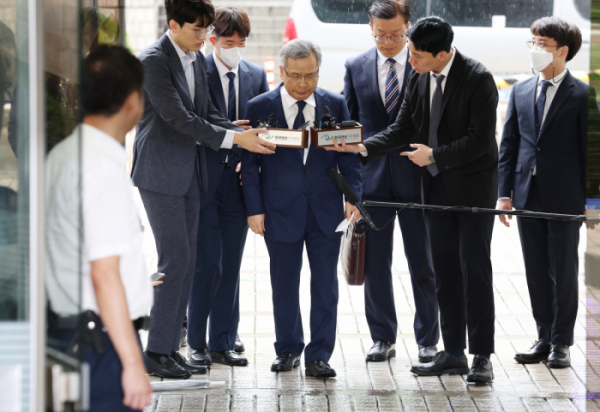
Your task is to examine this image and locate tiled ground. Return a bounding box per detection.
[139,201,600,412]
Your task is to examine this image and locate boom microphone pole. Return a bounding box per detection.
[328,169,600,228]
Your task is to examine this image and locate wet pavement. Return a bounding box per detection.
[138,203,600,412]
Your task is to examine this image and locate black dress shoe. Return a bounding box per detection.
[305,360,336,378]
[418,345,438,363]
[210,350,248,366]
[170,351,206,375]
[366,341,396,362]
[234,334,245,353]
[179,326,187,349]
[189,347,213,366]
[410,351,469,376]
[514,339,551,364]
[271,352,300,372]
[143,352,191,379]
[466,355,494,383]
[547,344,570,369]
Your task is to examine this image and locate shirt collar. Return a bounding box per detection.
[80,123,127,166]
[213,52,239,78]
[377,45,408,67]
[166,30,197,64]
[431,46,456,79]
[539,68,568,87]
[280,85,317,110]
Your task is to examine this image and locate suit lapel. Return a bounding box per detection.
[440,50,464,115]
[238,60,252,121]
[267,85,287,128]
[366,48,387,115]
[526,76,539,139]
[418,73,430,139]
[206,53,226,117]
[538,71,574,140]
[161,34,195,110]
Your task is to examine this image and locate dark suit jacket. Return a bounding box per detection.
[344,47,418,201]
[132,34,243,197]
[241,84,363,243]
[363,50,499,208]
[201,53,269,207]
[498,71,592,215]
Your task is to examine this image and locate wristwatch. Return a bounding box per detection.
[428,149,435,163]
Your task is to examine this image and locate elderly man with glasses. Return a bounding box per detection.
[241,39,363,378]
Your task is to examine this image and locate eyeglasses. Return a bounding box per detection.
[283,68,319,82]
[189,25,213,38]
[373,34,405,43]
[526,40,560,51]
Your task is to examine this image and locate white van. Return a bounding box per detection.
[283,0,591,92]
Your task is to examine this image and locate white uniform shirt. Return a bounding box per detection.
[280,86,316,164]
[166,30,235,149]
[45,124,153,319]
[377,45,408,104]
[214,53,240,119]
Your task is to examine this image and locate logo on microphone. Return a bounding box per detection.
[322,134,334,141]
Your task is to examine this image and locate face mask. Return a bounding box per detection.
[219,46,246,69]
[529,47,560,73]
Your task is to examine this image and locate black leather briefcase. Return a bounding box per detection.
[340,219,368,285]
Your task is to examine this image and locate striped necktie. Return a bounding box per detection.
[385,58,400,115]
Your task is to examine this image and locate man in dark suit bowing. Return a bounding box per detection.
[242,39,362,378]
[498,17,595,368]
[187,6,269,368]
[133,0,275,379]
[327,17,498,383]
[344,0,439,364]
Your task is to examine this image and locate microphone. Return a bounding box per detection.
[328,168,378,230]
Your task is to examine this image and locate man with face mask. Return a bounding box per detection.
[187,6,269,368]
[498,17,594,368]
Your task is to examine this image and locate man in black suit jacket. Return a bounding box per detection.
[498,17,594,368]
[328,16,498,383]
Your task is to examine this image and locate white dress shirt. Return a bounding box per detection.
[280,86,316,164]
[214,53,240,119]
[45,124,153,319]
[377,45,408,104]
[429,47,456,108]
[167,30,235,149]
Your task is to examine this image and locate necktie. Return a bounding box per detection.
[535,80,551,136]
[293,101,307,158]
[385,58,400,116]
[226,72,236,121]
[427,74,445,177]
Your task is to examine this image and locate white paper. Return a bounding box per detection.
[336,212,355,232]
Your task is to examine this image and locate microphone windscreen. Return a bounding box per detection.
[328,168,359,205]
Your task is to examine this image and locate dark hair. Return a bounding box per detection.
[531,17,582,62]
[368,0,410,24]
[213,6,251,38]
[407,16,453,57]
[82,45,144,116]
[165,0,215,29]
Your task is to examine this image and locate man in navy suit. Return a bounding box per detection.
[187,6,269,368]
[344,0,439,364]
[132,0,274,379]
[498,17,594,369]
[242,39,362,378]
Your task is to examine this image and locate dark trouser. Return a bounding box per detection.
[139,172,200,355]
[364,202,439,346]
[188,167,248,351]
[264,205,340,364]
[424,175,495,355]
[83,331,142,412]
[517,179,581,346]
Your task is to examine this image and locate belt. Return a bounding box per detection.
[53,313,149,331]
